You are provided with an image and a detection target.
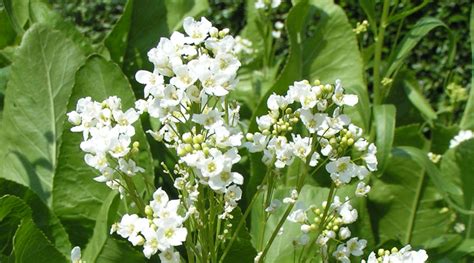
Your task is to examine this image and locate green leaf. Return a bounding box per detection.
[395,146,462,198]
[104,0,134,66]
[385,17,454,79]
[28,0,95,55]
[369,152,453,247]
[393,124,429,150]
[54,55,154,247]
[431,124,459,154]
[373,104,396,174]
[0,24,86,205]
[0,195,33,257]
[0,178,71,257]
[83,192,120,262]
[0,8,17,49]
[441,140,474,238]
[460,5,474,130]
[2,0,29,33]
[165,0,209,32]
[13,218,68,263]
[94,238,145,263]
[304,0,370,131]
[0,195,31,222]
[399,71,437,123]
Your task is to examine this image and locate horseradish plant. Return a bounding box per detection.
[67,17,427,262]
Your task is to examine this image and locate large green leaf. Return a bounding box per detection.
[0,195,67,262]
[0,195,33,258]
[369,151,452,247]
[104,0,134,66]
[304,0,370,131]
[83,192,120,262]
[441,140,474,238]
[2,0,29,33]
[0,8,16,49]
[398,71,437,124]
[0,24,86,205]
[460,5,474,130]
[53,55,154,247]
[13,218,67,263]
[94,239,145,263]
[0,178,71,257]
[396,146,462,198]
[28,0,95,55]
[373,104,396,174]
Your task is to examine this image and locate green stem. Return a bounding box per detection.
[219,169,272,263]
[373,0,391,105]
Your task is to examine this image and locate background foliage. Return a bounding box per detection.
[0,0,473,262]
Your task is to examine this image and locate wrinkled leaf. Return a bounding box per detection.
[13,218,67,263]
[0,24,86,205]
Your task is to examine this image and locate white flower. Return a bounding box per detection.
[135,70,164,97]
[291,134,312,159]
[339,227,351,240]
[449,130,474,148]
[265,199,282,213]
[338,202,358,224]
[256,114,274,131]
[71,246,82,263]
[116,214,148,246]
[224,185,242,206]
[267,93,288,111]
[309,152,320,167]
[183,17,212,44]
[287,208,306,223]
[208,170,243,191]
[84,153,108,170]
[363,143,378,172]
[119,158,145,176]
[332,80,358,107]
[333,244,350,263]
[159,248,180,263]
[326,157,357,184]
[156,218,188,249]
[355,182,371,197]
[346,237,366,256]
[141,227,160,258]
[283,189,299,204]
[299,109,326,133]
[192,109,224,130]
[170,65,198,90]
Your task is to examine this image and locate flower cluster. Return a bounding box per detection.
[67,96,143,194]
[286,195,366,262]
[449,129,473,148]
[135,17,245,218]
[245,79,377,187]
[362,245,428,263]
[112,188,187,260]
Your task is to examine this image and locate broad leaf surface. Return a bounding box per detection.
[0,24,85,205]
